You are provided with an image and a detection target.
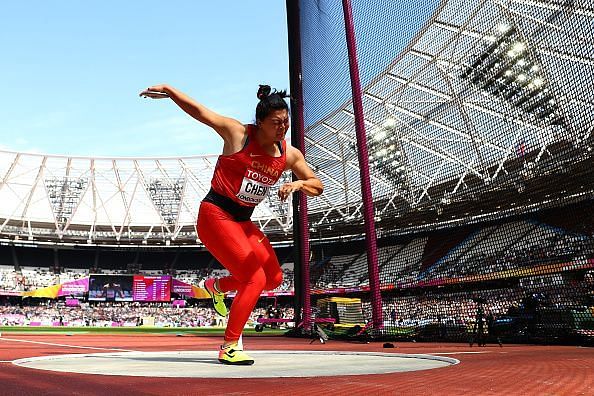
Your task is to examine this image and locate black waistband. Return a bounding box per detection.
[202,188,254,222]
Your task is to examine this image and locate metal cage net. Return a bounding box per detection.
[294,0,594,343]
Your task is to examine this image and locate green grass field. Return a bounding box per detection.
[0,326,287,336]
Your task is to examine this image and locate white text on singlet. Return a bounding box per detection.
[236,169,275,205]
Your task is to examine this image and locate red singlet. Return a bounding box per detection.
[211,124,287,207]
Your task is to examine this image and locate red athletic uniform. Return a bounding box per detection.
[197,125,286,342]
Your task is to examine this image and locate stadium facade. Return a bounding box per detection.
[1,0,593,343]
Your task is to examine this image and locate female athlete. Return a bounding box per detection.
[140,84,323,365]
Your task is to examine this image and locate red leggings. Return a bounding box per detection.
[197,201,283,342]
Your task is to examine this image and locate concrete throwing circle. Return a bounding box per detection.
[13,350,458,378]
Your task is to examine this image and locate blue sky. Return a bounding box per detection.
[0,1,289,157]
[0,1,435,158]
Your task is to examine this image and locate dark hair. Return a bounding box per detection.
[256,84,289,122]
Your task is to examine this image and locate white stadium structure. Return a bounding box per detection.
[0,151,294,245]
[1,0,592,248]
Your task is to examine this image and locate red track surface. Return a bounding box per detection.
[0,333,592,395]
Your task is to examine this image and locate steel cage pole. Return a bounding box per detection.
[341,0,383,329]
[286,0,312,331]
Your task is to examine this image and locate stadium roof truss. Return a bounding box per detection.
[304,0,593,228]
[0,152,293,244]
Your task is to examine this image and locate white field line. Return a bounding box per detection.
[0,337,137,352]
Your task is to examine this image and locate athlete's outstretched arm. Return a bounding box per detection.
[278,146,323,201]
[140,84,244,142]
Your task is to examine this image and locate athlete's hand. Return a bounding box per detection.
[278,181,304,201]
[139,84,172,98]
[144,84,169,93]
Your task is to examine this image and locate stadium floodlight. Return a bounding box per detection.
[382,118,397,129]
[373,130,387,141]
[532,77,544,87]
[363,118,411,204]
[496,23,511,34]
[146,178,185,226]
[45,177,88,229]
[462,23,560,126]
[506,42,527,59]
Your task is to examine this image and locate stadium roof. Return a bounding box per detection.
[302,0,593,233]
[1,0,592,245]
[0,151,293,245]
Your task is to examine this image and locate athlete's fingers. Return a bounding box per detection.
[146,84,167,92]
[278,183,296,201]
[139,85,170,98]
[278,189,289,201]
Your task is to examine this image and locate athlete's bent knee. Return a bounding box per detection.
[264,271,283,291]
[249,268,267,291]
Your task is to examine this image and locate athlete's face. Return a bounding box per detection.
[259,110,290,142]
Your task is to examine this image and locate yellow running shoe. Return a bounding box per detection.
[204,278,228,317]
[218,343,255,365]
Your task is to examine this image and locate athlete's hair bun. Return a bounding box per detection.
[255,85,290,121]
[257,84,290,100]
[257,85,272,100]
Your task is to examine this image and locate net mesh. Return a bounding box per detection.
[293,0,594,344]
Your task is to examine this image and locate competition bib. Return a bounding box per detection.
[236,168,276,205]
